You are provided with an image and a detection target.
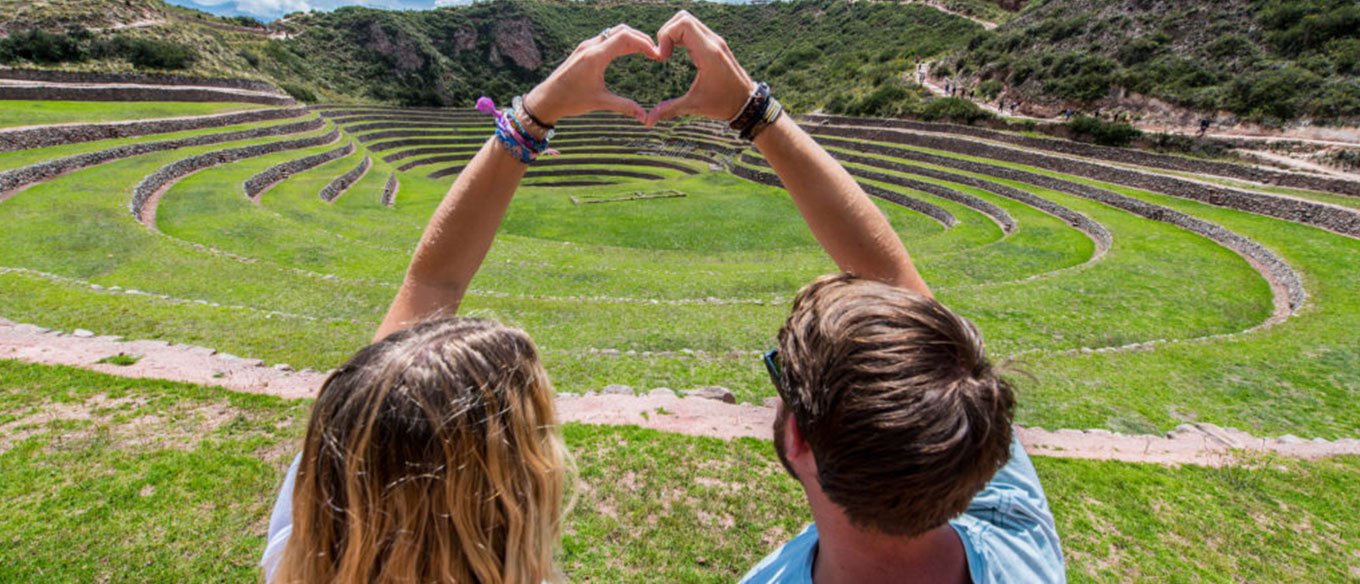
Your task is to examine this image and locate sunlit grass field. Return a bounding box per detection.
[2,100,1358,582]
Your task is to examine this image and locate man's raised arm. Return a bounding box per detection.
[646,11,929,296]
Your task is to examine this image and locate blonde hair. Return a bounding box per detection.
[273,317,572,584]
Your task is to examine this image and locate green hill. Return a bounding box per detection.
[946,0,1360,124]
[4,0,1360,125]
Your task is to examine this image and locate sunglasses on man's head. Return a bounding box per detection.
[762,348,782,396]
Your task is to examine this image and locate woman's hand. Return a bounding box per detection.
[524,24,661,126]
[645,11,756,127]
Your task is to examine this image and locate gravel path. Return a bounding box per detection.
[2,318,1355,465]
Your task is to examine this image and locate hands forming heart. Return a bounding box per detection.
[523,11,756,128]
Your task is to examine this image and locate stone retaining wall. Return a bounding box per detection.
[319,155,372,202]
[398,154,471,172]
[365,137,484,152]
[741,151,1014,233]
[344,121,460,135]
[527,180,617,187]
[730,162,957,229]
[534,157,698,175]
[242,140,356,199]
[0,106,310,153]
[326,114,467,125]
[0,85,294,106]
[525,168,664,181]
[130,128,340,222]
[0,68,281,94]
[810,125,1360,239]
[1,117,325,195]
[803,114,1360,197]
[381,173,399,207]
[823,145,1112,251]
[357,130,465,144]
[817,136,1307,313]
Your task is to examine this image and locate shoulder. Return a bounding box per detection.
[949,437,1066,584]
[737,523,818,584]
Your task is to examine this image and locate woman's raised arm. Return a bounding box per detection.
[646,12,930,296]
[375,25,662,340]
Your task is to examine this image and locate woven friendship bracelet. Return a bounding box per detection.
[476,96,557,164]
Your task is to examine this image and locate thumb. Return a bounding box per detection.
[598,91,647,125]
[646,95,692,128]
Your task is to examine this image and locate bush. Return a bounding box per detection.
[112,37,197,70]
[0,29,85,64]
[1067,115,1142,147]
[978,79,1004,100]
[238,48,261,68]
[919,97,995,125]
[279,82,319,103]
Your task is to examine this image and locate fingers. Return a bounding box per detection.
[646,95,691,128]
[597,25,661,61]
[656,11,719,62]
[599,92,648,124]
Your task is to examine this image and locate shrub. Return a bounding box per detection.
[279,82,319,103]
[1067,115,1142,147]
[919,97,995,125]
[978,79,1004,100]
[112,37,197,70]
[0,29,85,64]
[238,48,261,68]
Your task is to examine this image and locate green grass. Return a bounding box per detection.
[0,100,268,128]
[1,101,1356,437]
[2,360,1357,583]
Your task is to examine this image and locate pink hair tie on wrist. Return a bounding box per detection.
[475,96,499,116]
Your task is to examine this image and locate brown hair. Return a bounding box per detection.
[776,273,1014,537]
[273,317,571,584]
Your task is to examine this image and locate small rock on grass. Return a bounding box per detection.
[682,386,736,404]
[1277,434,1305,445]
[648,387,676,398]
[273,363,295,372]
[73,329,95,338]
[602,384,634,396]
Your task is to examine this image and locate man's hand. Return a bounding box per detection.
[645,10,756,127]
[524,24,661,126]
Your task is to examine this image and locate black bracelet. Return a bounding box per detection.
[515,95,555,130]
[729,82,771,137]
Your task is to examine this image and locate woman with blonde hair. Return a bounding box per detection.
[260,23,665,584]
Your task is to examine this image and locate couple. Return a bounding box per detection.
[261,12,1064,584]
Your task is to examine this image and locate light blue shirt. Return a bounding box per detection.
[738,436,1065,584]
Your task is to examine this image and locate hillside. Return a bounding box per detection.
[0,0,987,111]
[944,0,1360,125]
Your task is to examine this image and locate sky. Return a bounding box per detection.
[163,0,749,22]
[164,0,480,22]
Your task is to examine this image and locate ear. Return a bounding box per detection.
[780,410,816,474]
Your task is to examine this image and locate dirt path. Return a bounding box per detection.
[2,318,1355,465]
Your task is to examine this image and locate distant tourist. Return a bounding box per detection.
[1198,118,1211,137]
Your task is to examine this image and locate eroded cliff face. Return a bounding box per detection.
[365,20,426,73]
[489,17,542,70]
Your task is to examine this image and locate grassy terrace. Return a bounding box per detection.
[0,100,268,128]
[2,361,1357,583]
[1,101,1356,438]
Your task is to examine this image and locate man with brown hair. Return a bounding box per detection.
[639,12,1068,584]
[742,275,1064,583]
